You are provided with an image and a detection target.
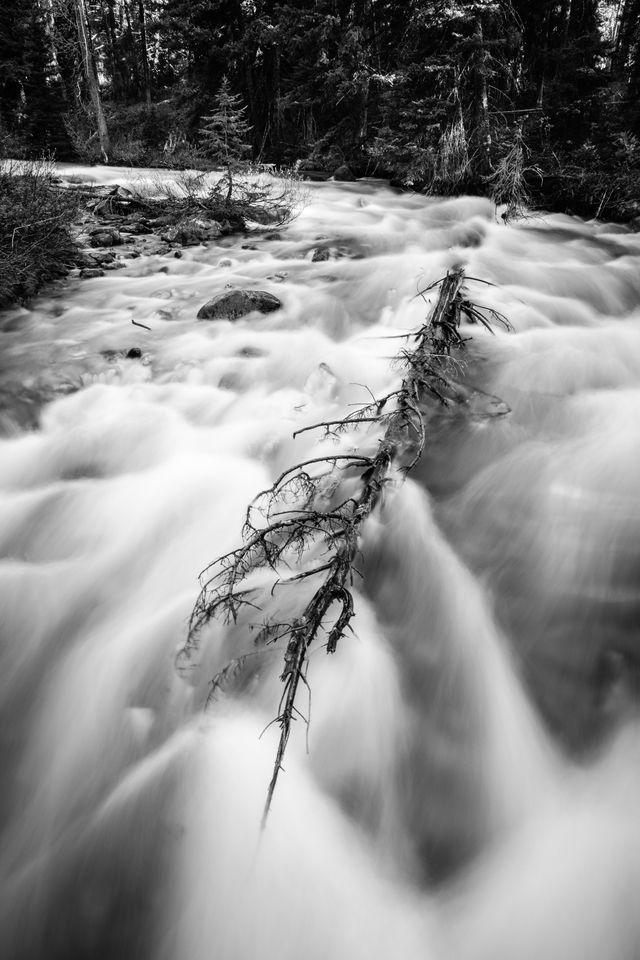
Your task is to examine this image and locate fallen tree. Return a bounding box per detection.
[176,268,511,823]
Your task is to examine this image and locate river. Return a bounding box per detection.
[1,166,640,960]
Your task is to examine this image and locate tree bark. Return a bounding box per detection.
[74,0,110,161]
[613,0,640,81]
[100,0,122,101]
[472,13,492,177]
[137,0,152,108]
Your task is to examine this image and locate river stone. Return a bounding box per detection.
[163,217,223,245]
[197,289,282,321]
[333,164,356,182]
[79,267,105,279]
[89,226,122,247]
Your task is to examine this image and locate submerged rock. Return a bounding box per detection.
[197,289,282,321]
[309,242,364,262]
[79,267,105,279]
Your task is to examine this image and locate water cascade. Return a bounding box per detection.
[1,167,640,959]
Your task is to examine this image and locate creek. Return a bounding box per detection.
[2,166,640,960]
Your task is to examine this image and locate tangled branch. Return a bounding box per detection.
[176,267,511,824]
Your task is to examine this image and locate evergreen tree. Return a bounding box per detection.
[0,1,28,144]
[200,76,252,199]
[0,0,74,159]
[23,1,74,157]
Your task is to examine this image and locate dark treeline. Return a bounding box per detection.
[2,1,640,218]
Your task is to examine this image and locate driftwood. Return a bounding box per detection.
[176,267,510,824]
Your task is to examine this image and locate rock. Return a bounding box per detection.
[79,268,105,279]
[174,250,183,259]
[123,218,154,235]
[89,251,115,266]
[126,347,142,359]
[197,289,282,321]
[237,346,265,358]
[139,239,171,256]
[300,169,331,182]
[333,164,356,182]
[162,217,223,245]
[310,243,362,261]
[89,226,122,247]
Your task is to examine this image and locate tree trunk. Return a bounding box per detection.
[472,13,492,177]
[137,0,152,108]
[613,0,640,81]
[74,0,110,161]
[100,0,122,101]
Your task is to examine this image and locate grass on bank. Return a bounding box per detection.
[0,160,81,309]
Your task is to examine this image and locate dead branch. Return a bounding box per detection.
[176,267,510,824]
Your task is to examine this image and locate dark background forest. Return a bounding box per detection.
[2,1,640,219]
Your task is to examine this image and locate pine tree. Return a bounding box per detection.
[0,0,28,144]
[200,76,252,200]
[23,1,74,158]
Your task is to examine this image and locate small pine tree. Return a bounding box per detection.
[199,77,252,200]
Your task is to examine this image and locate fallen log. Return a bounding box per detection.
[176,267,510,824]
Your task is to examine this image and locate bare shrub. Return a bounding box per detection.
[0,159,80,307]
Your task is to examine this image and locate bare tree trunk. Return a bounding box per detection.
[100,0,121,101]
[535,6,551,109]
[358,75,369,143]
[613,0,640,80]
[137,0,152,108]
[472,13,492,177]
[123,1,141,97]
[74,0,110,161]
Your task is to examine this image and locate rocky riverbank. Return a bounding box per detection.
[67,182,254,280]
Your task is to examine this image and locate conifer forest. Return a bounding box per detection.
[2,1,640,219]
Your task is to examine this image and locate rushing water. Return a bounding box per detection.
[2,166,640,960]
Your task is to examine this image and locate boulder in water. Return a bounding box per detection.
[333,164,356,182]
[89,226,122,247]
[163,218,223,245]
[197,289,282,321]
[79,267,105,279]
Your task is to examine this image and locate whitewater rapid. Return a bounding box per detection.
[1,166,640,960]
